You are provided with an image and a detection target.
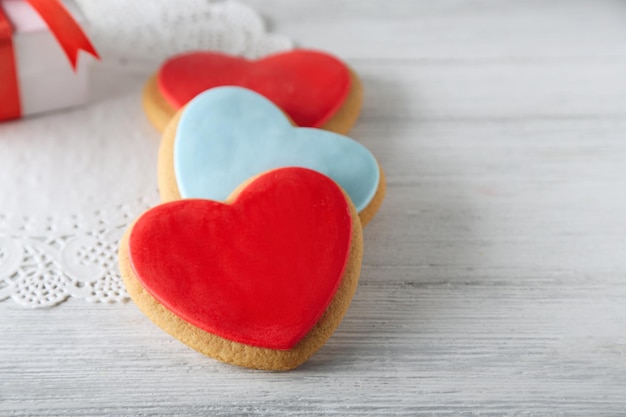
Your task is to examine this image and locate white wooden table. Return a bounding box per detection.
[2,1,626,415]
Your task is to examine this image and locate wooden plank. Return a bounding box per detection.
[2,1,626,415]
[247,0,626,60]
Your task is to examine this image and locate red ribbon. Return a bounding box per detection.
[0,6,21,120]
[0,0,99,121]
[26,0,99,70]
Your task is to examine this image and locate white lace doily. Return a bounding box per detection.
[0,0,292,308]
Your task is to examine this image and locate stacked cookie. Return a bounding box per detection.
[118,50,385,370]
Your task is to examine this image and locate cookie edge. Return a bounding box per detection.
[142,74,176,133]
[143,64,363,135]
[119,174,364,371]
[319,69,364,135]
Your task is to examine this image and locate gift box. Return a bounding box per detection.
[0,0,98,121]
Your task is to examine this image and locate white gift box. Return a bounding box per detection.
[0,0,94,120]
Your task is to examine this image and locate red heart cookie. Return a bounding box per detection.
[142,50,363,134]
[119,168,363,369]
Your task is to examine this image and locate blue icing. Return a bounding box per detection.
[174,86,379,212]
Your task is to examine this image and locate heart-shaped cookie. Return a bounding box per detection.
[119,168,363,370]
[142,49,363,134]
[158,86,385,226]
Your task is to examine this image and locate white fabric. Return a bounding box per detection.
[76,0,292,61]
[0,0,292,307]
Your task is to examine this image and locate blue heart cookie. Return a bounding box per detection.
[160,86,384,224]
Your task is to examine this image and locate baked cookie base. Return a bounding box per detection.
[142,74,176,133]
[142,69,364,135]
[118,188,363,370]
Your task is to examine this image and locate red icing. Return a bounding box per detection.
[157,50,351,128]
[128,168,353,350]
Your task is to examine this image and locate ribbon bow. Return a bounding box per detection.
[0,0,99,120]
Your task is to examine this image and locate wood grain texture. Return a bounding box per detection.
[2,0,626,415]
